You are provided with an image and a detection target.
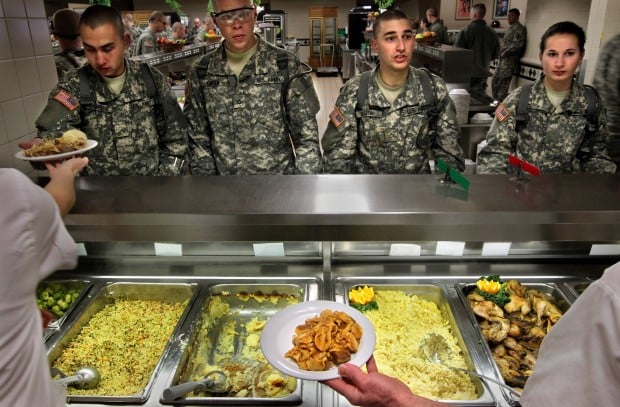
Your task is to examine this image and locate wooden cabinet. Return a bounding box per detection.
[308,7,339,70]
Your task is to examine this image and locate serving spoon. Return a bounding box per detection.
[162,370,230,401]
[419,333,522,399]
[54,366,101,390]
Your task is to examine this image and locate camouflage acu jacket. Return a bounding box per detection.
[54,49,87,81]
[184,38,321,175]
[133,29,159,56]
[35,59,189,176]
[322,66,465,174]
[477,78,617,174]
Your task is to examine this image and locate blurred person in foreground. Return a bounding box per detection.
[0,157,88,406]
[593,33,620,170]
[326,259,620,407]
[52,8,88,81]
[35,5,188,176]
[454,3,500,104]
[185,0,321,175]
[322,8,464,174]
[477,21,616,174]
[491,8,527,102]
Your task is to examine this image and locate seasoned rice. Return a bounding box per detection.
[365,290,477,400]
[51,299,186,396]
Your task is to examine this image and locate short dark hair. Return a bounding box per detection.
[80,5,125,38]
[472,3,486,18]
[373,8,411,39]
[426,7,438,17]
[539,21,586,55]
[508,8,520,16]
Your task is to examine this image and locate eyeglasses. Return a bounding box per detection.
[211,6,254,26]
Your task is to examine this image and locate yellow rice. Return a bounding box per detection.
[365,290,477,400]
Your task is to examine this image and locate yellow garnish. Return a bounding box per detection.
[348,285,375,305]
[477,279,501,295]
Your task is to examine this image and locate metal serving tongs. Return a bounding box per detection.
[419,333,522,399]
[162,370,230,401]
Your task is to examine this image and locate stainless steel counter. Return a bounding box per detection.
[66,174,620,243]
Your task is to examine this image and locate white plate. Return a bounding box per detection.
[260,300,376,381]
[15,139,98,162]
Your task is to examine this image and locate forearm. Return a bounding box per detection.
[44,178,76,216]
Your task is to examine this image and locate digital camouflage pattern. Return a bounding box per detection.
[492,21,527,101]
[322,66,465,174]
[185,38,321,175]
[593,34,620,168]
[54,49,88,81]
[133,29,159,55]
[35,59,189,176]
[477,78,617,174]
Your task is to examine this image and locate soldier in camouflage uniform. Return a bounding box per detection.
[35,5,188,176]
[322,9,464,174]
[133,11,165,56]
[185,0,321,175]
[593,34,620,170]
[425,8,448,44]
[454,3,500,104]
[51,9,88,81]
[491,8,527,102]
[478,21,616,174]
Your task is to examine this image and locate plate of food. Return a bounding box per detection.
[260,300,375,381]
[15,129,97,162]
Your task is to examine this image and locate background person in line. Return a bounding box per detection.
[491,8,527,102]
[425,7,448,44]
[322,9,464,174]
[477,21,616,174]
[132,10,166,56]
[122,12,142,45]
[593,33,620,170]
[185,0,321,175]
[35,5,188,176]
[0,157,88,407]
[454,3,500,104]
[52,8,88,81]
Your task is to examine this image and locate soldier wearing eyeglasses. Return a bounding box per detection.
[185,0,321,175]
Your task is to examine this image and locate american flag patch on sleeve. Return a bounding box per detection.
[53,90,79,111]
[329,106,345,128]
[495,103,509,122]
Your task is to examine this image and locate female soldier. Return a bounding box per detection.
[477,21,616,174]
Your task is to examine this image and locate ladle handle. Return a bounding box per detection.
[163,381,206,401]
[452,367,522,399]
[55,374,83,388]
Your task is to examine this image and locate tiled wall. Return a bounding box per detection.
[0,0,55,174]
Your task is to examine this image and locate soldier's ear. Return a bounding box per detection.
[123,32,131,50]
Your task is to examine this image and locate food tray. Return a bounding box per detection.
[38,279,92,340]
[457,281,573,405]
[564,278,595,299]
[161,279,319,405]
[333,278,496,406]
[46,282,199,404]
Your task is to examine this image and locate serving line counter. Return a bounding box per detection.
[48,174,620,407]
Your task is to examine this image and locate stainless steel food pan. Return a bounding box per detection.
[161,279,319,405]
[457,281,572,406]
[47,282,199,404]
[38,278,92,341]
[333,278,497,406]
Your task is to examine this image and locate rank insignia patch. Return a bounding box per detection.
[495,103,509,122]
[53,90,79,111]
[329,106,345,128]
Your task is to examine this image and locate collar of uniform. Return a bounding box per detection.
[534,76,584,115]
[92,58,141,103]
[366,66,418,110]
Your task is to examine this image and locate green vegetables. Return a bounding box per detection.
[36,283,81,318]
[350,300,379,313]
[475,275,511,307]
